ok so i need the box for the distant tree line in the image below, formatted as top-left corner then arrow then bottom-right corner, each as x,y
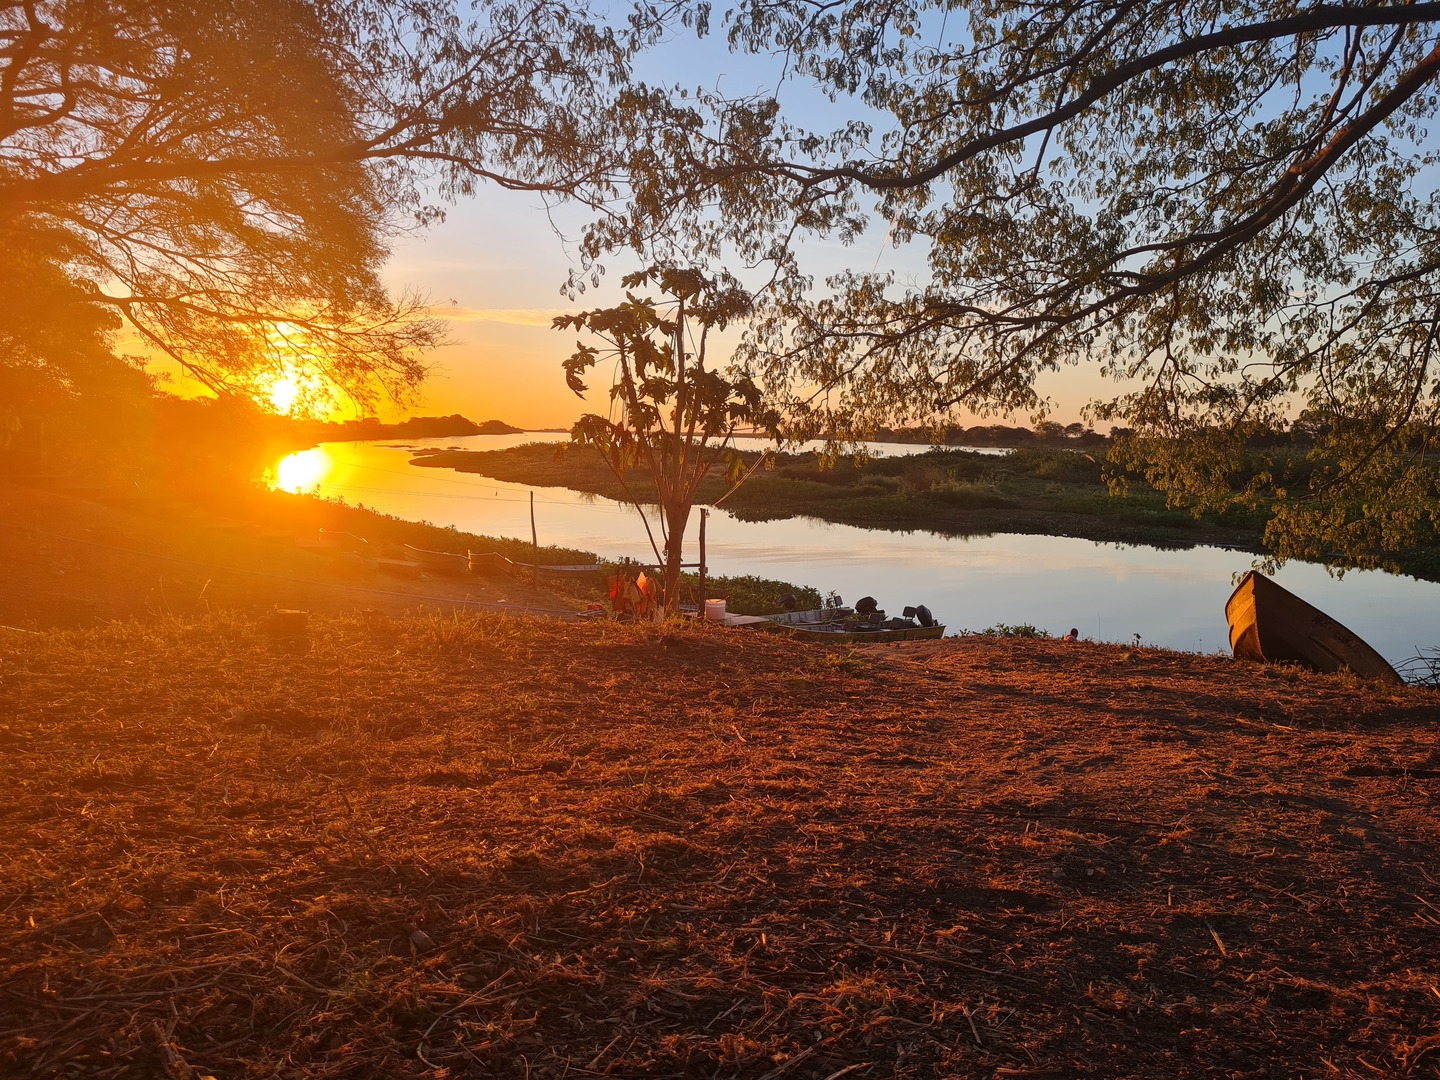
871,422 -> 1108,448
312,415 -> 522,440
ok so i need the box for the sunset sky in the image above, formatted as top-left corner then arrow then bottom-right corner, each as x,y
144,23 -> 1109,432
378,183 -> 1110,432
356,22 -> 1071,432
379,191 -> 901,430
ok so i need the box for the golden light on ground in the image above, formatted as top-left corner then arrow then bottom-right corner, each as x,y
273,448 -> 334,492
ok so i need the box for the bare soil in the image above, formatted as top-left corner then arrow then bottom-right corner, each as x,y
3,481 -> 1440,1079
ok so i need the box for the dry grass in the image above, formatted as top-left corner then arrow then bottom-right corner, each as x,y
0,482 -> 594,629
3,609 -> 1439,1079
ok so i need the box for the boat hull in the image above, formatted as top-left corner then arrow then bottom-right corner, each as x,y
765,607 -> 854,628
1225,570 -> 1401,684
533,562 -> 604,576
762,606 -> 944,643
467,551 -> 514,577
777,622 -> 947,643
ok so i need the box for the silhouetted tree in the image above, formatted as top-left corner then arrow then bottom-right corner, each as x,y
2,0 -> 635,428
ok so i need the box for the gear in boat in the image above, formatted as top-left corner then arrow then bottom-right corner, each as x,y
839,596 -> 937,632
766,597 -> 944,640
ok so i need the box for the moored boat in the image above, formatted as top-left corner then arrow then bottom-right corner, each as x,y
765,606 -> 854,628
457,552 -> 600,577
1225,570 -> 1402,684
779,620 -> 947,643
316,529 -> 369,551
533,562 -> 604,576
766,604 -> 944,643
467,551 -> 514,576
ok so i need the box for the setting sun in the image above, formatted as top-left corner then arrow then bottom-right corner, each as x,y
260,360 -> 332,416
266,372 -> 303,414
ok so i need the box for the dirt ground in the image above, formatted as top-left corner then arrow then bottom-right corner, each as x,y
3,480 -> 1440,1079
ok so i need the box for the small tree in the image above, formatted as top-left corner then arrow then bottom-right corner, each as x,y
556,268 -> 776,616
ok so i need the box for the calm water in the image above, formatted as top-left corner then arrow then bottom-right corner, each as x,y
267,435 -> 1439,668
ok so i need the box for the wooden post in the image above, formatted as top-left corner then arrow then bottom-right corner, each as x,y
530,490 -> 538,584
698,508 -> 708,617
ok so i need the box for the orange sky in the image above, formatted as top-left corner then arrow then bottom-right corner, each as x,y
374,28 -> 1119,434
142,36 -> 1109,433
131,20 -> 1115,433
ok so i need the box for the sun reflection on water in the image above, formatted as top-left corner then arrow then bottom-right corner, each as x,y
273,448 -> 334,492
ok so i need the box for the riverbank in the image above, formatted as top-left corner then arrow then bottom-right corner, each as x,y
0,478 -> 596,628
4,593 -> 1438,1078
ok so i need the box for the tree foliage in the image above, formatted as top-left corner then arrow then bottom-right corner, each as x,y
557,267 -> 775,614
629,0 -> 1440,569
1,0 -> 635,425
0,221 -> 154,467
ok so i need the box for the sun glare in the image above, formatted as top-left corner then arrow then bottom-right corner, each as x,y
262,364 -> 329,415
274,448 -> 334,492
259,332 -> 333,416
268,373 -> 304,414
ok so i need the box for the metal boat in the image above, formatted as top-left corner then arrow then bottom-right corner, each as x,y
403,543 -> 471,574
1225,570 -> 1402,684
766,605 -> 945,643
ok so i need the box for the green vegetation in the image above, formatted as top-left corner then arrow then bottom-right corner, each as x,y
258,486 -> 824,615
959,623 -> 1052,639
558,268 -> 773,615
681,574 -> 822,616
670,2 -> 1440,576
414,442 -> 1262,554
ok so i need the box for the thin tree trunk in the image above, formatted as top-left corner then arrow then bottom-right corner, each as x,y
662,497 -> 691,617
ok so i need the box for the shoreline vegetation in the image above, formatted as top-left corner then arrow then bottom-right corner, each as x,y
0,475 -> 819,629
413,441 -> 1268,555
301,413 -> 523,441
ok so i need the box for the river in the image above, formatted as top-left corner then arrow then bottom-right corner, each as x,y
267,434 -> 1438,671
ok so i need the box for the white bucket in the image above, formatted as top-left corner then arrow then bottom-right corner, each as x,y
704,598 -> 727,621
